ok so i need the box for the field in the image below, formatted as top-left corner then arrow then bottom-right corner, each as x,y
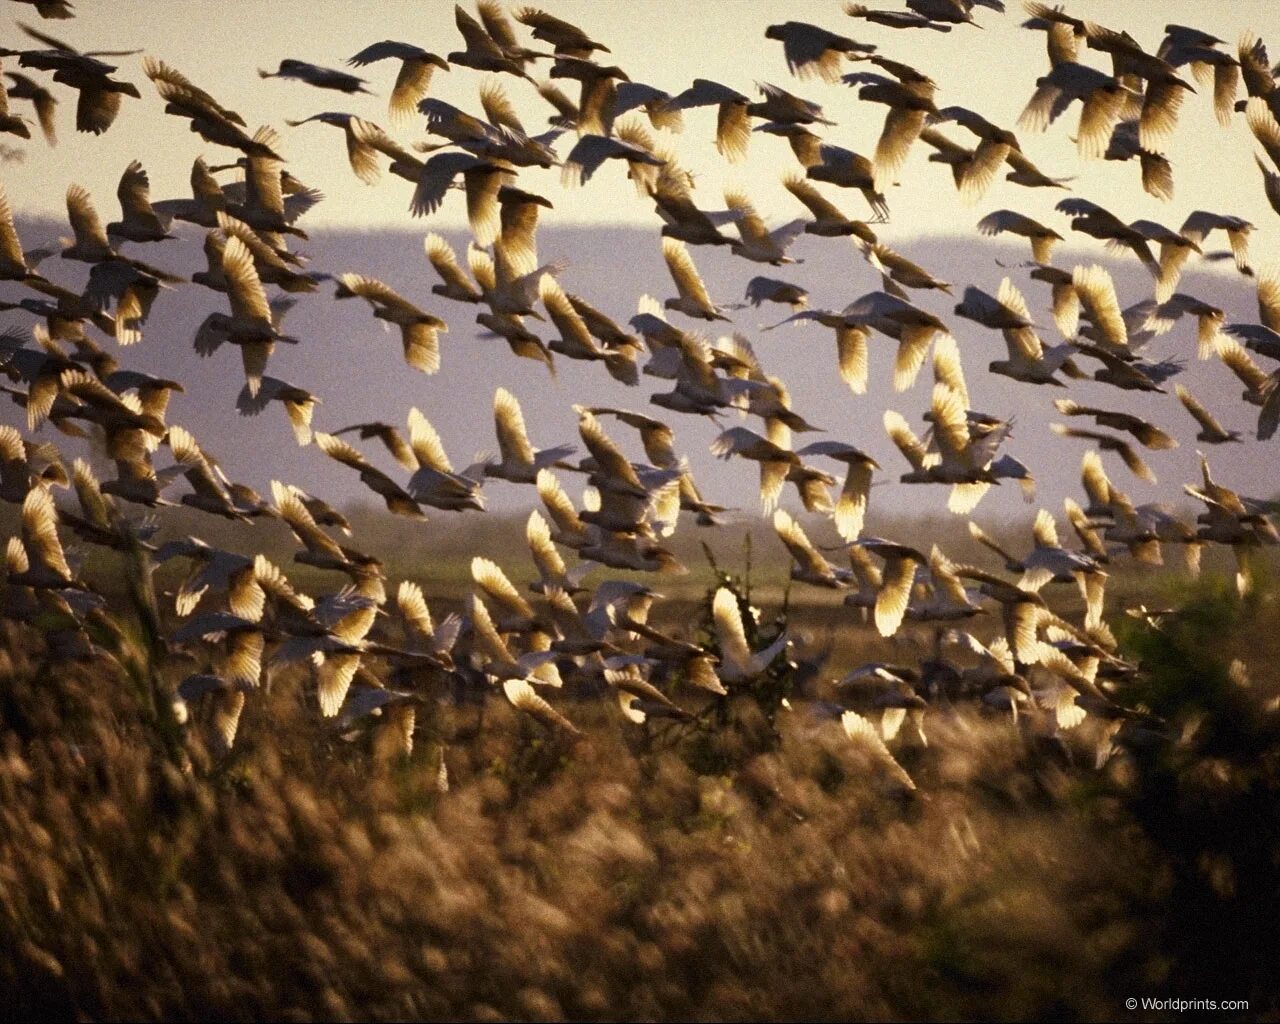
1,510 -> 1278,1020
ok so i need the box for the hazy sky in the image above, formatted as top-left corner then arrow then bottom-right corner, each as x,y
3,2 -> 1279,522
5,0 -> 1280,255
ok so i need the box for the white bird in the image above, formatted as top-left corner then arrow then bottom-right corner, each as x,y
405,407 -> 486,512
1174,384 -> 1243,444
258,59 -> 371,94
711,425 -> 800,512
334,273 -> 447,374
484,387 -> 575,484
194,234 -> 297,397
346,41 -> 450,123
850,537 -> 928,638
976,209 -> 1063,264
236,376 -> 318,446
764,21 -> 876,84
712,586 -> 788,683
1018,61 -> 1136,159
794,440 -> 879,540
661,237 -> 734,321
885,384 -> 1031,514
539,273 -> 637,385
724,189 -> 806,264
773,508 -> 850,588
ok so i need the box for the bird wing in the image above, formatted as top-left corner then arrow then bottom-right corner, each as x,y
270,480 -> 346,560
477,0 -> 526,54
407,406 -> 453,473
493,386 -> 535,465
724,188 -> 772,248
893,324 -> 938,392
396,579 -> 437,642
526,512 -> 571,588
841,710 -> 915,788
1246,96 -> 1280,168
836,323 -> 870,395
477,79 -> 524,135
0,182 -> 27,272
661,236 -> 715,308
168,424 -> 230,501
773,507 -> 830,577
454,4 -> 504,57
503,678 -> 579,734
221,235 -> 272,325
1076,85 -> 1128,159
314,430 -> 376,474
931,332 -> 969,410
931,382 -> 971,465
21,485 -> 71,580
874,552 -> 917,638
424,232 -> 480,299
387,55 -> 443,122
873,104 -> 927,190
1073,264 -> 1127,348
783,173 -> 846,223
471,555 -> 534,619
116,160 -> 159,223
539,273 -> 597,354
1259,375 -> 1280,440
883,409 -> 928,471
1175,383 -> 1224,435
536,468 -> 585,538
401,320 -> 443,375
338,271 -> 415,314
834,459 -> 873,541
66,183 -> 109,250
712,586 -> 753,673
577,408 -> 642,488
1216,336 -> 1269,391
716,101 -> 751,163
1257,263 -> 1280,332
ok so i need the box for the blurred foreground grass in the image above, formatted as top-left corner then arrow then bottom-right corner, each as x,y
1,505 -> 1279,1019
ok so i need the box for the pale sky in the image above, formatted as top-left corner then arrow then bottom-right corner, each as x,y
5,0 -> 1280,257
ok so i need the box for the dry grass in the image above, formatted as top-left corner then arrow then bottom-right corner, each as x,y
4,566 -> 1278,1021
1,503 -> 1278,1020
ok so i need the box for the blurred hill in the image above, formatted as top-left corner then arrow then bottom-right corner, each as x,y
1,223 -> 1267,534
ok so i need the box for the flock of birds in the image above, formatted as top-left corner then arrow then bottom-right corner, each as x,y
1,0 -> 1279,783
